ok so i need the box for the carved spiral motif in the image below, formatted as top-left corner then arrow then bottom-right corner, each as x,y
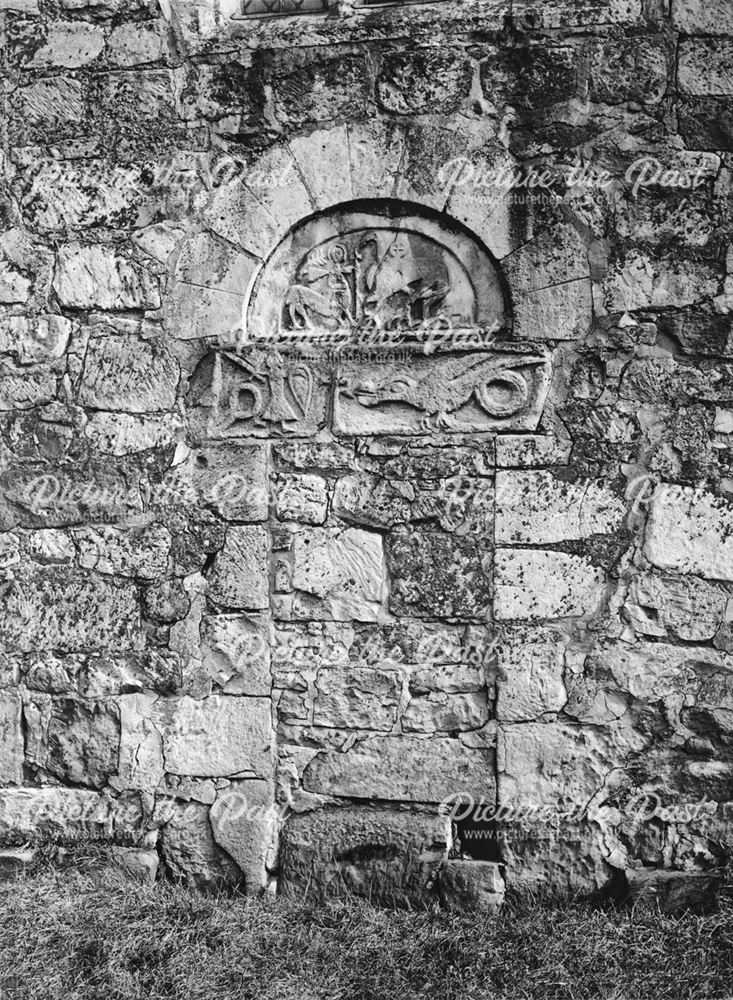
474,371 -> 528,418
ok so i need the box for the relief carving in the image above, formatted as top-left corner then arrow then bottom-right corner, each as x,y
244,206 -> 507,347
334,350 -> 552,435
188,350 -> 327,439
282,231 -> 456,335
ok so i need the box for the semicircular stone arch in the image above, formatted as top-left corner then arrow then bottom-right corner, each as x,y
171,121 -> 593,350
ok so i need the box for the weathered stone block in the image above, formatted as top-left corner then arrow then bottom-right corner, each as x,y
0,463 -> 142,531
402,691 -> 489,733
658,306 -> 733,358
620,357 -> 733,406
158,799 -> 243,891
20,21 -> 104,70
201,613 -> 270,696
27,697 -> 120,789
210,780 -> 276,894
0,567 -> 140,653
644,485 -> 733,581
182,443 -> 268,522
503,224 -> 589,293
85,412 -> 182,457
11,77 -> 84,132
388,531 -> 491,619
625,868 -> 722,914
499,820 -> 620,895
166,233 -> 255,342
588,34 -> 669,104
177,58 -> 263,122
409,660 -> 484,696
54,245 -> 160,311
107,20 -> 169,67
0,366 -> 55,410
679,39 -> 733,96
376,50 -> 471,114
624,573 -> 727,641
497,720 -> 647,811
603,250 -> 719,312
79,334 -> 178,412
111,846 -> 159,885
20,161 -> 151,234
494,550 -> 606,621
673,0 -> 733,34
495,435 -> 572,468
0,788 -> 146,846
495,472 -> 626,544
0,263 -> 31,305
272,51 -> 370,128
0,315 -> 71,365
679,97 -> 733,150
0,691 -> 23,785
291,527 -> 387,623
159,695 -> 272,779
513,278 -> 593,342
280,807 -> 451,905
117,693 -> 165,793
276,474 -> 328,525
438,859 -> 505,912
348,119 -> 406,201
480,45 -> 578,113
494,626 -> 568,722
74,524 -> 171,580
272,622 -> 353,686
303,736 -> 495,804
289,125 -> 352,209
205,146 -> 311,259
567,640 -> 728,726
332,474 -> 417,529
207,526 -> 269,610
313,666 -> 401,731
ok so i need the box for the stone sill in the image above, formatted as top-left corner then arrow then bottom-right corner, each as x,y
169,0 -> 644,54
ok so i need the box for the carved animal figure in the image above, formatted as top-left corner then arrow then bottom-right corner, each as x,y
283,283 -> 352,329
339,354 -> 546,429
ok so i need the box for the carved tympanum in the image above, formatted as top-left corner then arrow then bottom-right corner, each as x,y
283,230 -> 463,334
245,203 -> 508,346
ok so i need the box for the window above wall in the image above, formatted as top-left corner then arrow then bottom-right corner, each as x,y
234,0 -> 328,16
232,0 -> 446,16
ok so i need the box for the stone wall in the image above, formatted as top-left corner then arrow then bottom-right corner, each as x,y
1,0 -> 732,906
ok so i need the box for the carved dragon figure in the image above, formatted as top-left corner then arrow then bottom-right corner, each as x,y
338,354 -> 547,430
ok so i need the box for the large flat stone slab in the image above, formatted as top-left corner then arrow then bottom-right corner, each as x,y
158,695 -> 272,779
303,735 -> 495,804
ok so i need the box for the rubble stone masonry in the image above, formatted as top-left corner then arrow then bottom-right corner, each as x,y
0,0 -> 732,906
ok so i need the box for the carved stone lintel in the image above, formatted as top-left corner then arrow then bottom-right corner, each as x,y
187,350 -> 328,439
333,348 -> 552,435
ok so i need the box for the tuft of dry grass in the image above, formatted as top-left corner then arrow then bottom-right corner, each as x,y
1,865 -> 732,1000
